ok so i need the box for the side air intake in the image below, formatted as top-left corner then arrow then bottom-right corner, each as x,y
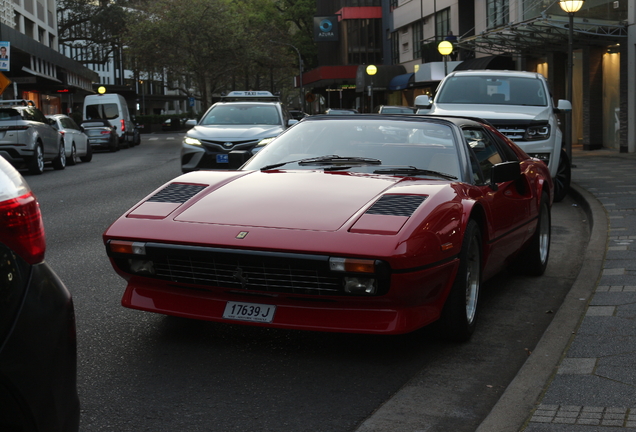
366,195 -> 426,217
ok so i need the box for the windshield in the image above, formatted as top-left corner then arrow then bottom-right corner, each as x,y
437,76 -> 548,106
200,104 -> 281,126
243,118 -> 461,179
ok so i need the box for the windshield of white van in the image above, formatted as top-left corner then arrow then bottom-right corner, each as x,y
85,103 -> 119,120
437,76 -> 548,107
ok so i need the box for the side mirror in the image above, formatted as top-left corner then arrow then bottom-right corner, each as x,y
287,119 -> 298,127
555,99 -> 572,113
414,95 -> 432,108
228,150 -> 252,169
491,161 -> 521,188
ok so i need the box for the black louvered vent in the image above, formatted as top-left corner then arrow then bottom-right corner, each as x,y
147,184 -> 206,204
366,195 -> 426,217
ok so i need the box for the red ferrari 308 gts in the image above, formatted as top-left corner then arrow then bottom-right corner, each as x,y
104,114 -> 553,341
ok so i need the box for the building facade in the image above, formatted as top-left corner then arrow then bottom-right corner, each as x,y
0,0 -> 96,115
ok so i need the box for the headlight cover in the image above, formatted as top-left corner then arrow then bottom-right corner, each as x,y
184,136 -> 202,146
524,124 -> 550,140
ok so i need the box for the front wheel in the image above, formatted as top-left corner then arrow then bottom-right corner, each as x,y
437,220 -> 482,342
67,143 -> 77,166
517,193 -> 551,276
52,141 -> 66,170
553,149 -> 570,202
28,143 -> 44,175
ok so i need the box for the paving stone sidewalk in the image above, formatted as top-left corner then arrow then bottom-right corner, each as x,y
523,147 -> 636,431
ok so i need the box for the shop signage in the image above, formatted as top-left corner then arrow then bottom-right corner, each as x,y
314,16 -> 339,42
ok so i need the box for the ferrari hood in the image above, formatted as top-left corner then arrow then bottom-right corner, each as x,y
167,171 -> 430,231
187,124 -> 283,141
430,103 -> 552,122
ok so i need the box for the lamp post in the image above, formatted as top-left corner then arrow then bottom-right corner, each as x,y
270,40 -> 304,113
438,41 -> 453,76
559,0 -> 584,162
366,65 -> 377,112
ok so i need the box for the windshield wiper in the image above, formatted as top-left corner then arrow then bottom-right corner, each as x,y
261,155 -> 381,171
373,166 -> 458,180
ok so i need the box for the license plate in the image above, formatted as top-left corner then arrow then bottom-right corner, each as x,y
216,154 -> 229,163
223,301 -> 276,323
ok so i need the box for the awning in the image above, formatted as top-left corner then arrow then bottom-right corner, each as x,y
456,15 -> 626,57
388,73 -> 414,91
454,55 -> 515,71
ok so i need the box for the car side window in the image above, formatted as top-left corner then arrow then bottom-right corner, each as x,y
463,128 -> 503,185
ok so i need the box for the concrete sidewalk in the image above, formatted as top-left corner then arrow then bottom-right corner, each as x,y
478,146 -> 636,431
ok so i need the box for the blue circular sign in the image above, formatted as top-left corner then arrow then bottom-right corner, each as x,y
319,19 -> 333,33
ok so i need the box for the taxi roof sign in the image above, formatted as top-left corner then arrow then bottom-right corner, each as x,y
220,91 -> 279,102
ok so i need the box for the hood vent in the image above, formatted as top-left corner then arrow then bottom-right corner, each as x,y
147,183 -> 206,204
366,195 -> 426,217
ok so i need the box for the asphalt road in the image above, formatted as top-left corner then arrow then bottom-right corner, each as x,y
23,133 -> 590,432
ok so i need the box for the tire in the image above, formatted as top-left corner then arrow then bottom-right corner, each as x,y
52,141 -> 66,170
437,220 -> 482,342
67,143 -> 77,166
517,193 -> 551,276
553,149 -> 570,203
133,129 -> 140,146
28,143 -> 44,175
109,134 -> 118,152
80,142 -> 93,162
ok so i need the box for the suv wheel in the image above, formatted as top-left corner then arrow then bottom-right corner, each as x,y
28,143 -> 44,175
52,141 -> 66,170
553,149 -> 571,202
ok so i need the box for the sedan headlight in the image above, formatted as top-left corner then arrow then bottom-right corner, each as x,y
524,124 -> 550,140
253,136 -> 276,151
184,136 -> 202,146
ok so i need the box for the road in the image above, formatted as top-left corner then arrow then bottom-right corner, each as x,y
24,132 -> 590,432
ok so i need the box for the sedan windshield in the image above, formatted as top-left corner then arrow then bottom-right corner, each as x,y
243,118 -> 461,179
200,104 -> 281,126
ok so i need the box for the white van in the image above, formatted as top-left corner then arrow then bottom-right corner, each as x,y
83,93 -> 140,147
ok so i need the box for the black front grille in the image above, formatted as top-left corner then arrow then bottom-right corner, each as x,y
144,244 -> 343,295
366,195 -> 426,217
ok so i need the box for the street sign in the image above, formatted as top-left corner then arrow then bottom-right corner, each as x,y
0,72 -> 12,96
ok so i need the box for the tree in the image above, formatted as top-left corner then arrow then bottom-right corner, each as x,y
125,0 -> 244,108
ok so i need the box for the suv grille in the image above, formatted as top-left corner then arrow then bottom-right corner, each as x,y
496,126 -> 526,141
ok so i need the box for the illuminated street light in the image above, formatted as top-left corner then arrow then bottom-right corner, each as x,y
559,0 -> 584,162
366,65 -> 377,113
438,41 -> 453,76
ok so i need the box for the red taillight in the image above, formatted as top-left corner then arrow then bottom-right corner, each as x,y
120,119 -> 125,132
101,130 -> 111,135
0,192 -> 46,264
59,130 -> 66,136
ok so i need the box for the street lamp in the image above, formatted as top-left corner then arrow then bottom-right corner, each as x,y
559,0 -> 584,162
438,41 -> 453,76
270,40 -> 304,113
366,65 -> 377,113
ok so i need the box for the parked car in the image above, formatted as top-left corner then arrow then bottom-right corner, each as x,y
0,100 -> 66,174
104,114 -> 553,342
81,119 -> 119,152
0,156 -> 80,431
83,93 -> 140,147
47,114 -> 92,165
181,91 -> 297,172
161,117 -> 185,131
415,70 -> 572,201
377,105 -> 416,114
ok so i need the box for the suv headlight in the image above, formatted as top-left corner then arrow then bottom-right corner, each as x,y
184,136 -> 202,146
524,124 -> 550,140
252,137 -> 276,153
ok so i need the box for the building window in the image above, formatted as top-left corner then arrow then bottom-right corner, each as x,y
436,8 -> 450,40
391,31 -> 399,65
346,18 -> 382,65
487,0 -> 508,28
413,20 -> 423,60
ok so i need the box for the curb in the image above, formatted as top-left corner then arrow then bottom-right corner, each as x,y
474,183 -> 609,432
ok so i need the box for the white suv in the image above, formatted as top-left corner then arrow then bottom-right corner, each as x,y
415,70 -> 572,201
